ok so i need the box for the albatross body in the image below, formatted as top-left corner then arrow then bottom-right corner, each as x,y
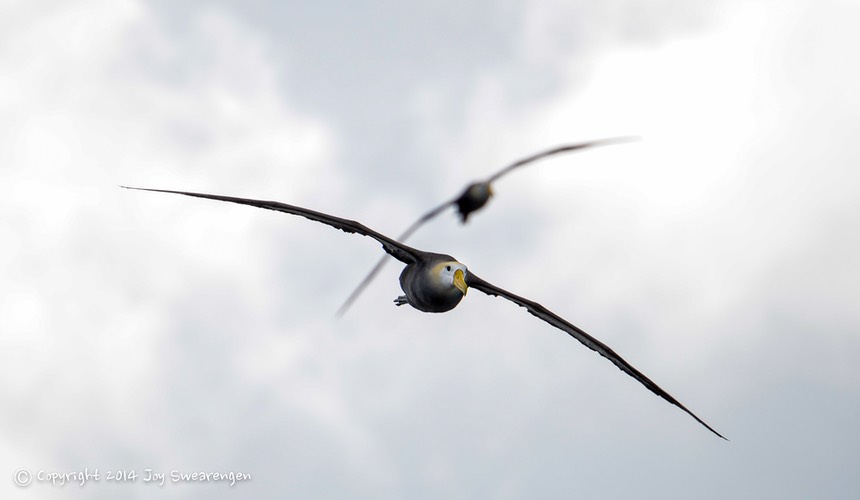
338,136 -> 637,315
454,182 -> 493,223
122,186 -> 725,440
395,257 -> 468,312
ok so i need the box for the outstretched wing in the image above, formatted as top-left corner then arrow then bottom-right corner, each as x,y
486,136 -> 638,184
466,271 -> 726,440
336,197 -> 457,317
121,186 -> 422,265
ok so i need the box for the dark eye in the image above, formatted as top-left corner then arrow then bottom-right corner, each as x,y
446,265 -> 451,271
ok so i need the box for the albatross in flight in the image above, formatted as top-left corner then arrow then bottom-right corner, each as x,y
122,185 -> 726,440
337,136 -> 637,316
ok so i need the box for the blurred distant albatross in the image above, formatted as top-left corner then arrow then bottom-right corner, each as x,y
122,185 -> 725,440
337,136 -> 637,316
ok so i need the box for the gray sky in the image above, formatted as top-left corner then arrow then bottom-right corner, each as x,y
2,0 -> 859,498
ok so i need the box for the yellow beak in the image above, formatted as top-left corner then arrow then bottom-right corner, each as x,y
453,269 -> 468,295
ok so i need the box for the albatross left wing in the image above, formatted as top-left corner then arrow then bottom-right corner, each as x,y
465,271 -> 727,440
120,186 -> 422,265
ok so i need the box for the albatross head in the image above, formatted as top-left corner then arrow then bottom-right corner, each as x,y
434,261 -> 469,296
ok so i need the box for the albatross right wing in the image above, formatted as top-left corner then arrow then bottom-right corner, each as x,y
466,271 -> 727,440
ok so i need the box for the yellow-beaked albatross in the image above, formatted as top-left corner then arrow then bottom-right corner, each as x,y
122,185 -> 726,440
338,136 -> 637,316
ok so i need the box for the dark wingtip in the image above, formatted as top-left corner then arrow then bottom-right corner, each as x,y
708,427 -> 729,441
334,302 -> 349,319
682,406 -> 728,441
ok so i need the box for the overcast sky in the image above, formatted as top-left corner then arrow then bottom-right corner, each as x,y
2,0 -> 859,498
